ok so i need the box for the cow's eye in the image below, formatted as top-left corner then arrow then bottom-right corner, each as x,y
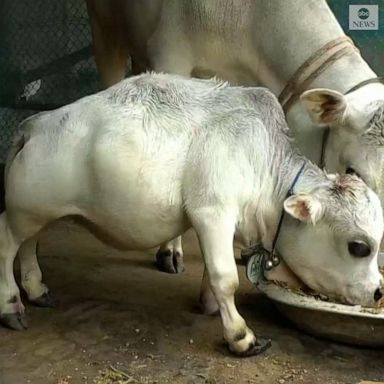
348,241 -> 371,258
346,167 -> 360,178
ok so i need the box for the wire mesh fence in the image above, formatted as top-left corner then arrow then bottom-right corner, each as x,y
0,1 -> 382,163
0,0 -> 99,162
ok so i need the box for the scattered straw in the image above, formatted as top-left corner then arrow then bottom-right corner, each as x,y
93,366 -> 136,384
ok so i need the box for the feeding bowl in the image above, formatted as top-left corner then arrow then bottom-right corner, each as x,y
247,252 -> 384,347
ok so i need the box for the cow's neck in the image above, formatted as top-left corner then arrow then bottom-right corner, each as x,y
248,157 -> 322,252
261,163 -> 325,253
252,1 -> 372,92
250,0 -> 383,163
284,52 -> 382,163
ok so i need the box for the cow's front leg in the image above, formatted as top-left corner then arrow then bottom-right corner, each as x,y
19,238 -> 54,307
156,236 -> 184,274
0,213 -> 26,330
192,210 -> 271,356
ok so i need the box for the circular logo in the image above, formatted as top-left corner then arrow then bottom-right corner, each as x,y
358,8 -> 370,19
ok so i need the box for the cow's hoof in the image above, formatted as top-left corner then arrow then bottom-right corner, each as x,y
156,249 -> 185,274
0,312 -> 28,330
31,292 -> 55,308
229,334 -> 271,357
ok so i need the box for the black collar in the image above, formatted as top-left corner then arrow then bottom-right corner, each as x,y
262,162 -> 306,271
248,77 -> 384,272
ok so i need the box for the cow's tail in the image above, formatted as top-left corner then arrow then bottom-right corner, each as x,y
5,131 -> 27,183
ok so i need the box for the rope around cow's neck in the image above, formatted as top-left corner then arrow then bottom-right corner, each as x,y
250,73 -> 382,273
278,36 -> 358,114
319,77 -> 384,169
248,37 -> 383,272
277,35 -> 383,170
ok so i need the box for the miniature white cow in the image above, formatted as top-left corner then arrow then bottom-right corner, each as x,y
2,74 -> 383,356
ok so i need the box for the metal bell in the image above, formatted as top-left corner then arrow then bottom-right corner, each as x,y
264,259 -> 274,270
272,255 -> 280,266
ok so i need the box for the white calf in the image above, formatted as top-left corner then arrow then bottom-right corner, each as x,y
1,74 -> 383,356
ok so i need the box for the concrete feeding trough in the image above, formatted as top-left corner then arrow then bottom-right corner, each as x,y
247,252 -> 384,347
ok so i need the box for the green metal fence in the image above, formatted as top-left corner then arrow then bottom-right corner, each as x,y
0,0 -> 382,163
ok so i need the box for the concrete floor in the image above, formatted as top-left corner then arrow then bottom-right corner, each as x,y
0,219 -> 383,384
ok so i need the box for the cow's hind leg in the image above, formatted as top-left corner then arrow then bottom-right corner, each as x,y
19,237 -> 54,307
199,267 -> 219,315
191,209 -> 271,356
0,212 -> 27,330
156,236 -> 184,274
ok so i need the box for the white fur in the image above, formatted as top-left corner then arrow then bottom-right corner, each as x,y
2,74 -> 383,352
86,0 -> 384,203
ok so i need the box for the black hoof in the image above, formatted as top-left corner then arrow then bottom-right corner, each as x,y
0,312 -> 28,330
31,292 -> 56,308
231,337 -> 272,357
156,249 -> 185,274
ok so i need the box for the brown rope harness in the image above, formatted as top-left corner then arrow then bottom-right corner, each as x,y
280,35 -> 384,168
278,36 -> 359,113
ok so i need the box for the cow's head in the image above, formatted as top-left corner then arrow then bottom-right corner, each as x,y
278,173 -> 384,306
300,87 -> 384,206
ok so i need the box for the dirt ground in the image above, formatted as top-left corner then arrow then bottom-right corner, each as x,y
0,219 -> 383,384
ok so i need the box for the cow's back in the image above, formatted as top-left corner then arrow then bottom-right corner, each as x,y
5,74 -> 235,248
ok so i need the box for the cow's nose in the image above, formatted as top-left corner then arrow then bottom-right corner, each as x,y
374,287 -> 383,302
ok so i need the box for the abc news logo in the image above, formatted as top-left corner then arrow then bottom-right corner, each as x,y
358,8 -> 370,19
349,5 -> 379,30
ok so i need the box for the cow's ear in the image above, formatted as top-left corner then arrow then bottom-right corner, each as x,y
284,193 -> 323,224
300,89 -> 347,125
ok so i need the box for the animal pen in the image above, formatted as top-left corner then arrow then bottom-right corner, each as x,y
0,1 -> 384,384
